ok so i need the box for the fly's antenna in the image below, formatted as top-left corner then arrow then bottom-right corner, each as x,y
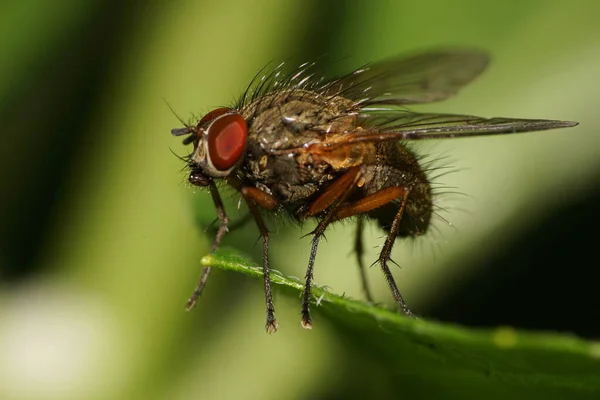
164,98 -> 197,145
163,97 -> 190,128
171,127 -> 191,136
171,127 -> 197,146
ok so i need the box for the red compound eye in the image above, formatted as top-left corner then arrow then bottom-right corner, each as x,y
198,107 -> 231,127
207,113 -> 248,171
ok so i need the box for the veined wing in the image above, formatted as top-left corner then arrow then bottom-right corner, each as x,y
312,112 -> 577,149
319,48 -> 489,106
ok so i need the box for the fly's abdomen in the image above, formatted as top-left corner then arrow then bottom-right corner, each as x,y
362,143 -> 433,237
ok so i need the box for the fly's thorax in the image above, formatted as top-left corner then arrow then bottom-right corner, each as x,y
242,89 -> 358,153
244,144 -> 302,185
302,141 -> 377,172
238,88 -> 359,204
242,142 -> 336,206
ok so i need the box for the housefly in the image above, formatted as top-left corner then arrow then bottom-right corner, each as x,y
171,48 -> 578,333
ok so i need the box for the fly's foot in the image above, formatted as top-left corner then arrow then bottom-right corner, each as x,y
266,318 -> 279,334
301,313 -> 313,330
185,299 -> 197,311
378,256 -> 417,319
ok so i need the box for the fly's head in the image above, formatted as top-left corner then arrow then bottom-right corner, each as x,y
172,107 -> 248,187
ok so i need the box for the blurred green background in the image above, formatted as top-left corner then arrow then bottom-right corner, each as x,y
1,0 -> 599,399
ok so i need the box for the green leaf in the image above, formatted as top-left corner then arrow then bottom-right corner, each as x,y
203,250 -> 600,399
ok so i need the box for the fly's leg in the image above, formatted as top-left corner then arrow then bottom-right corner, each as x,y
304,167 -> 361,216
203,188 -> 272,239
377,190 -> 414,317
186,182 -> 228,310
354,218 -> 374,302
332,186 -> 414,317
301,167 -> 363,329
333,186 -> 407,221
301,220 -> 330,329
241,186 -> 278,210
205,212 -> 253,235
240,185 -> 279,333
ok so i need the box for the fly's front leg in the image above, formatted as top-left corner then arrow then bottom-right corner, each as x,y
186,182 -> 229,310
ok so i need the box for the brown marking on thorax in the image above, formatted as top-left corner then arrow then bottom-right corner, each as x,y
298,142 -> 378,172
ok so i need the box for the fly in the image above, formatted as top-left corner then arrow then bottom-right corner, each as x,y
171,48 -> 578,333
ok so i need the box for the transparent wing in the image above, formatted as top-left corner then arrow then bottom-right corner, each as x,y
315,112 -> 577,148
319,48 -> 490,106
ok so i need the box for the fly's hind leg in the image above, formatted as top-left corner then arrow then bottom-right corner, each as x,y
333,185 -> 415,317
376,191 -> 415,317
354,218 -> 374,302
